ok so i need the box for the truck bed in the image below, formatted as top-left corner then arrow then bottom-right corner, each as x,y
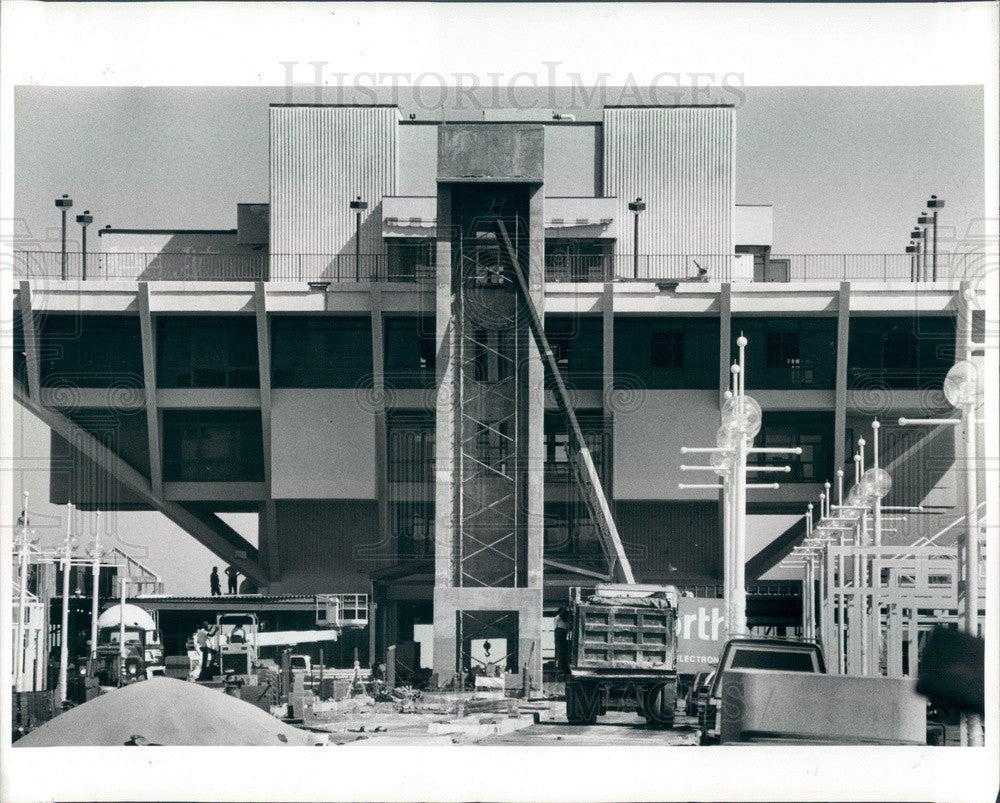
573,602 -> 677,671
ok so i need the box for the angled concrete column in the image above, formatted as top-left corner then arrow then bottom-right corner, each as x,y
138,283 -> 164,499
833,282 -> 851,472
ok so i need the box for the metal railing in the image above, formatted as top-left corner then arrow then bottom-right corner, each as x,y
13,250 -> 983,283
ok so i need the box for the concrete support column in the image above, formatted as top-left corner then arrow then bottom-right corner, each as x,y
833,282 -> 851,472
371,284 -> 389,568
432,184 -> 458,678
18,281 -> 42,401
602,282 -> 615,497
138,283 -> 164,500
525,185 -> 545,597
254,283 -> 279,586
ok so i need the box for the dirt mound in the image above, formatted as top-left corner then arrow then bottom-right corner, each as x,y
16,677 -> 319,747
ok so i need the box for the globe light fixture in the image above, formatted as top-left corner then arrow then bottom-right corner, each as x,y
943,360 -> 980,407
859,467 -> 892,502
721,394 -> 762,437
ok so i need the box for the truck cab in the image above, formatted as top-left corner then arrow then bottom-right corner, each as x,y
697,637 -> 826,744
92,603 -> 164,686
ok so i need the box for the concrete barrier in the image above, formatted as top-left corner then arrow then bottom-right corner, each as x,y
719,670 -> 926,745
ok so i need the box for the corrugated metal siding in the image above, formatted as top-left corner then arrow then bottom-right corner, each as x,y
614,501 -> 721,581
270,106 -> 399,259
603,107 -> 734,267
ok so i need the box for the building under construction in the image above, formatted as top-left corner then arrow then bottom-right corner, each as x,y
13,103 -> 984,683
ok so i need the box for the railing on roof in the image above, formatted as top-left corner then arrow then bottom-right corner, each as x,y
107,547 -> 164,596
12,250 -> 983,283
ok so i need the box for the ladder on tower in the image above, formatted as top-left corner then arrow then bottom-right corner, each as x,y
491,219 -> 635,584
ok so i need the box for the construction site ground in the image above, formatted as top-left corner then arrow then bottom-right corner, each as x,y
300,691 -> 701,746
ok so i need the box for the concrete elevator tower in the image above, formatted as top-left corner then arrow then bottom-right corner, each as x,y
432,124 -> 546,682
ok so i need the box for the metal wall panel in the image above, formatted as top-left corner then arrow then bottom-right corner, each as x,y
603,107 -> 734,270
270,106 -> 400,260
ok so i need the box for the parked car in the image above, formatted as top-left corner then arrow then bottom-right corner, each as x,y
697,638 -> 825,744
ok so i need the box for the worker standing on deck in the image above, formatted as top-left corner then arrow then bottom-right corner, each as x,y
554,607 -> 571,676
225,565 -> 239,594
209,567 -> 221,596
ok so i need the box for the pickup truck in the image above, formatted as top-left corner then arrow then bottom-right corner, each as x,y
565,584 -> 679,728
697,638 -> 826,744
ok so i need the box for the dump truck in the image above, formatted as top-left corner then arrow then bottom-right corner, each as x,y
565,584 -> 680,728
91,603 -> 164,686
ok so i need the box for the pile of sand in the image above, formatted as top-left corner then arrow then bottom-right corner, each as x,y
16,677 -> 321,747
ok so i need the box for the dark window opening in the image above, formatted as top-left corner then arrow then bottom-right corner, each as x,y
38,314 -> 143,388
157,316 -> 259,388
544,316 -> 602,389
848,316 -> 955,390
733,317 -> 836,390
545,411 -> 606,482
650,331 -> 684,369
387,413 -> 435,484
749,411 -> 834,483
162,410 -> 264,482
272,316 -> 373,388
385,316 -> 436,388
387,240 -> 435,281
392,502 -> 433,559
615,317 -> 718,389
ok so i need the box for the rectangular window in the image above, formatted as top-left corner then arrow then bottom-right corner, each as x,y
157,316 -> 259,388
544,316 -> 602,389
162,410 -> 264,482
650,331 -> 684,369
392,502 -> 434,558
749,412 -> 834,483
387,414 -> 435,483
39,314 -> 144,388
733,317 -> 836,390
614,317 -> 718,389
272,316 -> 373,388
384,316 -> 435,388
544,412 -> 605,482
848,316 -> 955,390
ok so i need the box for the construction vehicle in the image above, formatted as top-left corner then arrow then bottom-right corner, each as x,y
207,612 -> 343,684
564,584 -> 680,727
90,603 -> 164,686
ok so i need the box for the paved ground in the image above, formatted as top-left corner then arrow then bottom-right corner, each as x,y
306,698 -> 701,746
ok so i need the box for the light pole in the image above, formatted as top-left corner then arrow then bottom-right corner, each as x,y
14,491 -> 33,691
76,210 -> 93,280
57,502 -> 79,703
679,335 -> 798,637
909,228 -> 923,281
55,195 -> 73,280
917,212 -> 933,282
906,242 -> 919,282
350,196 -> 368,281
927,195 -> 944,280
87,511 -> 105,671
628,197 -> 646,279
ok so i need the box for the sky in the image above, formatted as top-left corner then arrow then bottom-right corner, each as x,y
10,84 -> 987,594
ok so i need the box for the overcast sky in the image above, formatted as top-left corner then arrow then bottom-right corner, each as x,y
11,84 -> 986,594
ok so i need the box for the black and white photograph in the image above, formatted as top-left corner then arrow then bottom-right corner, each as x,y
1,2 -> 997,801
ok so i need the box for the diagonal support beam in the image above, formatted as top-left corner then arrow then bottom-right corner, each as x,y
14,380 -> 265,583
543,558 -> 612,582
493,220 -> 635,584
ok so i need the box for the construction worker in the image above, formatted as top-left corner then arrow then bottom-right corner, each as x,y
554,608 -> 571,675
209,567 -> 221,596
225,565 -> 239,594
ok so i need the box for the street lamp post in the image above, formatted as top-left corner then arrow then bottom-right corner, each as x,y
350,196 -> 368,281
55,195 -> 73,280
909,228 -> 923,281
917,212 -> 933,282
906,242 -> 919,282
88,511 -> 104,671
57,502 -> 78,703
627,197 -> 646,279
927,195 -> 944,280
76,210 -> 93,280
14,491 -> 32,691
680,335 -> 798,637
